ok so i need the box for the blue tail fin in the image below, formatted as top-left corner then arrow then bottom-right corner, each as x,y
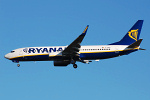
110,20 -> 144,45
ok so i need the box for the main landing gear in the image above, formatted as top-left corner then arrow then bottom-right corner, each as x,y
71,59 -> 77,69
73,64 -> 77,69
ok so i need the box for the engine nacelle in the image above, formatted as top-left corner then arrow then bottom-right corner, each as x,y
54,61 -> 70,66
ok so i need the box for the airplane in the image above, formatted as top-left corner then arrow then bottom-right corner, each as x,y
5,20 -> 145,68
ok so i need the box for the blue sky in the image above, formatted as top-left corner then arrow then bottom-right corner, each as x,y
0,0 -> 150,100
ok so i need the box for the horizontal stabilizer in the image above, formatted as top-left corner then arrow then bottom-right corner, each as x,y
139,48 -> 146,50
127,39 -> 143,48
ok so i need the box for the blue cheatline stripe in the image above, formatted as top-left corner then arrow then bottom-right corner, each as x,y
80,49 -> 138,60
11,54 -> 49,61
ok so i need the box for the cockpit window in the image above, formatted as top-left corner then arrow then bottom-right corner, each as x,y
11,51 -> 15,53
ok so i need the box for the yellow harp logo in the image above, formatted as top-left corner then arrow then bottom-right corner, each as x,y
128,29 -> 138,41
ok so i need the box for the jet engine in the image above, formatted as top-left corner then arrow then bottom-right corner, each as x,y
54,61 -> 70,66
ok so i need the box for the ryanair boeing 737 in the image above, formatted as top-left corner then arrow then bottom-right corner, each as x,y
5,20 -> 145,68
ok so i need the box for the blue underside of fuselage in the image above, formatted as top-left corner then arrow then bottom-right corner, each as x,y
11,50 -> 138,62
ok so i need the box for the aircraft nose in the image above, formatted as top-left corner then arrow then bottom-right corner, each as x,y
4,53 -> 10,59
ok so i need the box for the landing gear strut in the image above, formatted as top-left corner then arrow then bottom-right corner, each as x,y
17,64 -> 20,67
71,59 -> 77,69
73,64 -> 77,69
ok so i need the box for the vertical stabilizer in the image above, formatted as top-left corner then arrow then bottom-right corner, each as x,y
110,20 -> 144,45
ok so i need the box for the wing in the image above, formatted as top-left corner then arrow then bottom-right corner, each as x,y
62,25 -> 89,57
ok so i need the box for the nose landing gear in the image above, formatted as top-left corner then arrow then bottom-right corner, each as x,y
12,60 -> 20,67
17,64 -> 20,67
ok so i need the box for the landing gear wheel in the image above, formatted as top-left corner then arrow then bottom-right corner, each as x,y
17,64 -> 20,67
73,64 -> 77,69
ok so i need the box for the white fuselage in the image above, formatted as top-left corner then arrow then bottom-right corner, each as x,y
5,45 -> 133,61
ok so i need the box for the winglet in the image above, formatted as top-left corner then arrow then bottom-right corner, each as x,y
81,25 -> 89,36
